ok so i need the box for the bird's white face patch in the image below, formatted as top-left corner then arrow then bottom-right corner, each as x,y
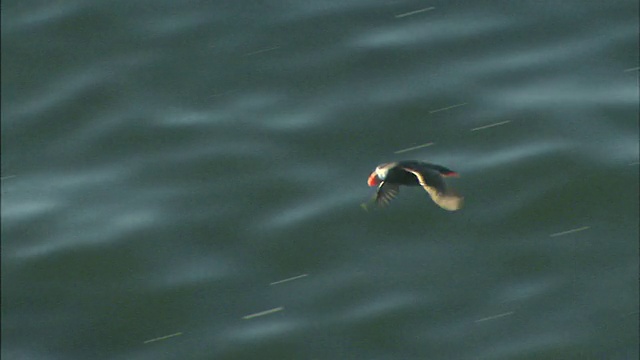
375,166 -> 388,180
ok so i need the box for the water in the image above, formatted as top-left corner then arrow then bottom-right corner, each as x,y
2,1 -> 638,359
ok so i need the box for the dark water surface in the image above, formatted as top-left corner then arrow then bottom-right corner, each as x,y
2,1 -> 639,359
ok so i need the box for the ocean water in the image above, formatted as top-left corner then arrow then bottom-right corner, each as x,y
2,1 -> 638,359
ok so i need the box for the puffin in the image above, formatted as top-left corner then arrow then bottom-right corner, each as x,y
366,160 -> 463,211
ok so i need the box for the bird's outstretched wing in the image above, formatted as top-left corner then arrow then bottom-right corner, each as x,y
401,167 -> 463,211
375,181 -> 400,207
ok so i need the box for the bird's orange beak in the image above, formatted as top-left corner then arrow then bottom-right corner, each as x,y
367,172 -> 380,187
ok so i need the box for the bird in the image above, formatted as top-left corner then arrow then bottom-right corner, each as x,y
366,160 -> 463,211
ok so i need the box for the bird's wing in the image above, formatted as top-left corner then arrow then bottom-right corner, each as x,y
401,167 -> 463,211
375,181 -> 400,207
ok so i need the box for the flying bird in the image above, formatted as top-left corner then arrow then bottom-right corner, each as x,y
366,160 -> 463,211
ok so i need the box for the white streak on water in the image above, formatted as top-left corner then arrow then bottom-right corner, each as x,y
550,226 -> 590,237
470,120 -> 511,132
270,274 -> 309,285
395,7 -> 435,18
244,46 -> 281,56
428,103 -> 467,114
475,311 -> 515,323
143,332 -> 183,344
394,142 -> 434,154
242,307 -> 284,320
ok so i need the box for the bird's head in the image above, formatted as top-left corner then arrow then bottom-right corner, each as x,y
367,163 -> 393,187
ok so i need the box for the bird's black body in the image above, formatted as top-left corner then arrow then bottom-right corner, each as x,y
383,160 -> 456,186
